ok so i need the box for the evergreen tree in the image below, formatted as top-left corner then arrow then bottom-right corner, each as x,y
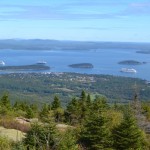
51,96 -> 61,110
65,98 -> 80,125
57,129 -> 78,150
112,112 -> 146,150
24,122 -> 57,149
80,90 -> 86,101
39,104 -> 50,121
86,94 -> 91,105
80,112 -> 112,150
0,94 -> 11,109
92,96 -> 108,112
26,106 -> 35,119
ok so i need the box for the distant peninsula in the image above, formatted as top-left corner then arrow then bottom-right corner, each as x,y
69,63 -> 94,69
118,60 -> 146,65
0,64 -> 50,71
0,39 -> 150,51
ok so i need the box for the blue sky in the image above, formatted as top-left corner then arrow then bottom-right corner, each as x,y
0,0 -> 150,42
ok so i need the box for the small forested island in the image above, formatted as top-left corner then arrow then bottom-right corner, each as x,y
69,63 -> 94,68
136,50 -> 150,54
0,64 -> 50,71
118,60 -> 146,65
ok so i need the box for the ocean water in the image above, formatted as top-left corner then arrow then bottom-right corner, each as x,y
0,49 -> 150,80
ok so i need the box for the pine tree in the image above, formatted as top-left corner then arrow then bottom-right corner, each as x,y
80,90 -> 86,101
65,98 -> 80,125
80,113 -> 112,150
51,96 -> 61,110
26,106 -> 34,119
57,129 -> 78,150
112,112 -> 146,150
39,104 -> 50,121
86,94 -> 91,105
24,122 -> 57,149
0,94 -> 11,109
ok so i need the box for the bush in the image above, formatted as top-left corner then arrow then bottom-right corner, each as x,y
0,136 -> 12,150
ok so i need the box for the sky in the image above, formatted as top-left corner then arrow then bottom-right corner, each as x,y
0,0 -> 150,42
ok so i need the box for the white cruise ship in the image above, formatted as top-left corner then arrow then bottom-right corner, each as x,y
37,61 -> 47,65
0,61 -> 5,66
120,68 -> 137,73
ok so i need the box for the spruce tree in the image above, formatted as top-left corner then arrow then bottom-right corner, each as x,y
57,129 -> 78,150
0,94 -> 11,109
80,113 -> 112,149
24,122 -> 57,149
51,96 -> 61,110
65,98 -> 80,125
39,104 -> 50,121
80,90 -> 86,101
112,112 -> 146,150
86,94 -> 91,105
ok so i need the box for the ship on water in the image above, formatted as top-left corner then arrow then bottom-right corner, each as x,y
120,68 -> 137,73
37,61 -> 47,65
0,61 -> 5,66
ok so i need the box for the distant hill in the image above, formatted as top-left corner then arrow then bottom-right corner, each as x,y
0,39 -> 150,51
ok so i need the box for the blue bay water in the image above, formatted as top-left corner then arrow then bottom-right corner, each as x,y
0,49 -> 150,80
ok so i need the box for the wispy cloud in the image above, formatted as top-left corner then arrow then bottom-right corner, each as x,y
120,2 -> 150,16
0,3 -> 118,21
0,1 -> 149,21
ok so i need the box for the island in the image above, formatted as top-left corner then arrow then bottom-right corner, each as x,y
0,64 -> 50,71
118,60 -> 146,65
136,50 -> 150,54
69,63 -> 94,68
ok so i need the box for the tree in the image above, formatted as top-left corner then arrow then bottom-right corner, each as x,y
26,106 -> 35,119
51,96 -> 61,110
86,94 -> 91,105
80,90 -> 86,101
0,94 -> 11,109
24,122 -> 57,150
57,129 -> 78,150
80,113 -> 112,149
39,104 -> 50,122
65,98 -> 80,125
53,107 -> 64,122
112,112 -> 146,150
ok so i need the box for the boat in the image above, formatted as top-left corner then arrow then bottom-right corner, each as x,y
120,68 -> 137,73
36,61 -> 47,65
0,61 -> 5,66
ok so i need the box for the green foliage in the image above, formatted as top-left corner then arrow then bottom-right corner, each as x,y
0,94 -> 14,116
24,122 -> 57,149
142,102 -> 150,121
80,90 -> 86,101
112,112 -> 146,150
79,96 -> 112,150
0,73 -> 149,105
53,107 -> 64,122
25,106 -> 35,119
39,104 -> 50,121
0,136 -> 12,150
86,94 -> 91,105
57,129 -> 78,150
0,90 -> 150,150
80,113 -> 112,150
12,142 -> 26,150
51,96 -> 61,110
0,94 -> 11,108
65,98 -> 80,125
